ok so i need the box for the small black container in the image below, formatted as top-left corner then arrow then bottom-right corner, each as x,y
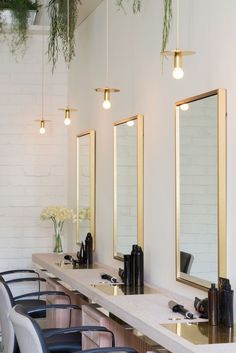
124,254 -> 133,287
208,283 -> 218,326
85,233 -> 93,265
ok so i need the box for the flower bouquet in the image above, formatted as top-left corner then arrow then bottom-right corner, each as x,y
41,206 -> 76,253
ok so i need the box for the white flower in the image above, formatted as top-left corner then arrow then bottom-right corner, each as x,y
40,206 -> 76,235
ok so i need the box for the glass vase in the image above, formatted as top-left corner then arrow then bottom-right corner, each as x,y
54,233 -> 63,253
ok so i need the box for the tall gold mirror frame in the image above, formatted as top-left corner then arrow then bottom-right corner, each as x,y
175,89 -> 227,290
113,115 -> 144,260
76,131 -> 96,249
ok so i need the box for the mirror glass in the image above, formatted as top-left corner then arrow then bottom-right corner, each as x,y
113,115 -> 144,260
76,131 -> 95,247
176,89 -> 226,289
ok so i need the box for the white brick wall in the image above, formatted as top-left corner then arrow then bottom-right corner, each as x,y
179,96 -> 218,283
0,33 -> 68,271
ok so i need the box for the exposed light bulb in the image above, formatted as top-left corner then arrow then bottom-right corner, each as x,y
102,99 -> 111,110
40,127 -> 46,134
180,103 -> 189,111
64,117 -> 71,125
39,120 -> 46,134
127,120 -> 135,127
95,87 -> 119,109
173,51 -> 184,79
173,67 -> 184,79
102,88 -> 111,110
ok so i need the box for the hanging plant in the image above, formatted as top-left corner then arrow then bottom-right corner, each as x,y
116,0 -> 141,14
0,0 -> 41,54
161,0 -> 172,52
47,0 -> 81,72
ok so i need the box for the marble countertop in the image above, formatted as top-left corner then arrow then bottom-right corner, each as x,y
32,253 -> 236,353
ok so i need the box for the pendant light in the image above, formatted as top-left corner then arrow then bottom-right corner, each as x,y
95,0 -> 120,109
161,0 -> 195,79
35,0 -> 50,134
59,0 -> 77,125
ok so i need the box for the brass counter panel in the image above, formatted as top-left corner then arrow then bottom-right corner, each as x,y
91,283 -> 158,296
55,262 -> 99,269
162,322 -> 235,345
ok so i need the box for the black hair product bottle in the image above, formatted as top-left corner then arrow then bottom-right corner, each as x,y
208,283 -> 218,326
131,244 -> 138,286
85,233 -> 93,266
124,254 -> 133,287
135,246 -> 144,287
219,277 -> 234,327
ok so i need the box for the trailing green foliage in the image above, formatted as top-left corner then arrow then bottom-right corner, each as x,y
116,0 -> 141,14
0,0 -> 40,54
0,0 -> 39,10
48,0 -> 80,72
161,0 -> 172,52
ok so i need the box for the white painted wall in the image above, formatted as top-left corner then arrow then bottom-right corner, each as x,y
0,33 -> 69,271
67,0 -> 236,304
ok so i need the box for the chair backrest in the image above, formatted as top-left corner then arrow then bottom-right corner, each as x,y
0,281 -> 17,353
10,305 -> 49,353
180,251 -> 194,274
10,305 -> 138,353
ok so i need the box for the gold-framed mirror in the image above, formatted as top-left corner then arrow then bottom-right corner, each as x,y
175,89 -> 227,289
113,115 -> 144,260
76,131 -> 95,248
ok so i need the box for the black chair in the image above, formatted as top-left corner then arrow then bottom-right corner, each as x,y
180,251 -> 194,274
10,304 -> 137,353
0,281 -> 116,353
0,270 -> 69,318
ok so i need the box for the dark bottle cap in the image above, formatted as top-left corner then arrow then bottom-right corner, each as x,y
137,246 -> 143,253
219,277 -> 230,290
86,232 -> 92,240
131,244 -> 138,252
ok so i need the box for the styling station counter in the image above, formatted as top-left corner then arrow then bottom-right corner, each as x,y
32,253 -> 236,353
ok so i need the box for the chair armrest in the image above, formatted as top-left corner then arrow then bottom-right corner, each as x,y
27,303 -> 81,315
14,290 -> 70,300
43,326 -> 115,347
82,348 -> 137,353
0,269 -> 39,277
5,277 -> 46,284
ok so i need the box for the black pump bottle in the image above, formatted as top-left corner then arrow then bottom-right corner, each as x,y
208,283 -> 218,326
85,233 -> 93,265
219,277 -> 234,327
135,246 -> 144,287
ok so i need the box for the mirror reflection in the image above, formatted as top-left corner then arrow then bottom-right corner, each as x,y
176,89 -> 226,289
76,131 -> 95,247
113,115 -> 144,260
